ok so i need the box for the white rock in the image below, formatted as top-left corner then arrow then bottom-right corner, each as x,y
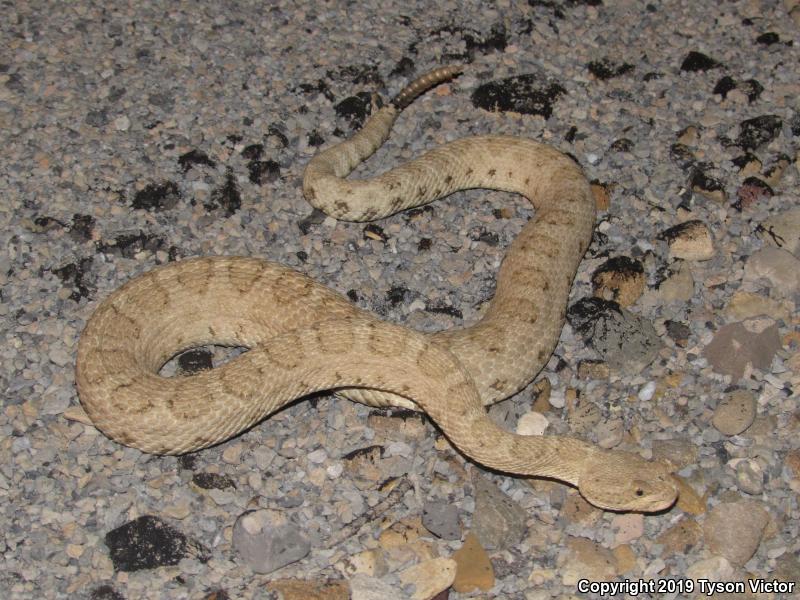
113,115 -> 130,131
386,441 -> 413,458
409,299 -> 426,312
637,381 -> 657,401
307,448 -> 328,464
548,386 -> 566,408
516,412 -> 549,436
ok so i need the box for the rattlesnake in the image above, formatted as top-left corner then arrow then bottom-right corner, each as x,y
76,66 -> 677,512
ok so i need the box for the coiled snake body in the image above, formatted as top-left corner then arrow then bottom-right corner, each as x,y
76,66 -> 677,512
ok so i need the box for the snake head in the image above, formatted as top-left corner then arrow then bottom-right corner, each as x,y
577,451 -> 678,512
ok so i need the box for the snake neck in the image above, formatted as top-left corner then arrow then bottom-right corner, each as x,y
462,420 -> 596,486
442,414 -> 677,512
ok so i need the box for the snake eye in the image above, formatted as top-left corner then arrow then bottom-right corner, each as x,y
635,489 -> 644,497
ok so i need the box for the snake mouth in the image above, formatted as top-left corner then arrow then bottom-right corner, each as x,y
580,486 -> 678,513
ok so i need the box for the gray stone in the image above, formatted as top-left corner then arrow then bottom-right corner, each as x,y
595,418 -> 624,449
488,398 -> 524,430
735,460 -> 764,495
232,509 -> 310,574
567,298 -> 663,375
704,320 -> 781,380
421,500 -> 461,541
743,246 -> 800,296
349,574 -> 405,600
472,473 -> 527,550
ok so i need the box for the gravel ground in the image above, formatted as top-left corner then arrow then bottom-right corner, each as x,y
2,1 -> 799,599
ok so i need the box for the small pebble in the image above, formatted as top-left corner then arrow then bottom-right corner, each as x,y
637,381 -> 657,401
560,537 -> 618,586
654,261 -> 695,303
349,574 -> 405,600
105,515 -> 209,572
744,247 -> 800,296
516,412 -> 549,436
594,418 -> 624,449
471,474 -> 527,550
660,220 -> 715,261
113,115 -> 131,131
611,513 -> 644,545
591,256 -> 645,307
656,518 -> 703,556
735,459 -> 764,495
452,533 -> 494,593
567,298 -> 663,375
704,321 -> 781,380
685,555 -> 735,582
759,207 -> 800,256
724,291 -> 792,322
307,448 -> 328,464
232,509 -> 310,574
422,501 -> 461,541
267,578 -> 350,600
398,557 -> 457,600
702,500 -> 769,566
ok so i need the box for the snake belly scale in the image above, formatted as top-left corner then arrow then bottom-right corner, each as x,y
76,66 -> 677,512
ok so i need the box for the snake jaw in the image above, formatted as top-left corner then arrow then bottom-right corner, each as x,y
577,454 -> 679,512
